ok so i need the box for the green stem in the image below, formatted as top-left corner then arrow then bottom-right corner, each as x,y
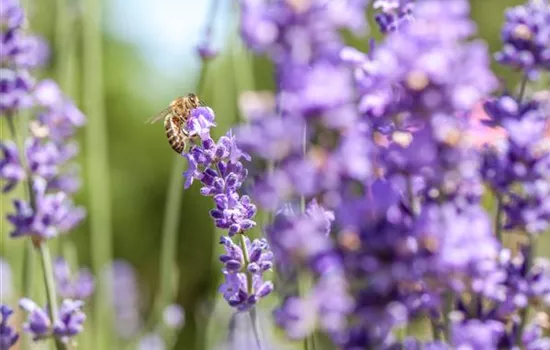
516,236 -> 535,346
238,233 -> 263,350
495,193 -> 503,242
239,233 -> 253,295
442,292 -> 454,342
82,0 -> 113,347
149,159 -> 186,325
38,241 -> 66,350
517,74 -> 529,105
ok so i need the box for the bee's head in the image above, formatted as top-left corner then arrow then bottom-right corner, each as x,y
186,93 -> 200,108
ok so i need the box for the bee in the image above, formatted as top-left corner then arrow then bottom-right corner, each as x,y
146,93 -> 202,154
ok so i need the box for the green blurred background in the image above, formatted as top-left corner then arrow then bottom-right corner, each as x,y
1,0 -> 548,349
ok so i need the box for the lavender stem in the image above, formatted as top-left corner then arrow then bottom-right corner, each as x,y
495,193 -> 503,242
238,233 -> 263,350
83,0 -> 114,345
517,74 -> 529,105
516,236 -> 535,346
38,241 -> 65,350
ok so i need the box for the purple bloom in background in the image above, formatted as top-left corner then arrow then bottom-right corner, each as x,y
0,305 -> 18,349
54,258 -> 95,300
358,0 -> 496,125
162,304 -> 185,329
137,333 -> 166,350
495,0 -> 550,77
0,68 -> 33,113
52,299 -> 86,343
0,0 -> 24,31
487,248 -> 550,317
104,260 -> 142,339
18,298 -> 52,341
8,178 -> 85,239
374,0 -> 415,33
0,141 -> 24,192
414,203 -> 500,292
449,314 -> 505,349
482,95 -> 550,234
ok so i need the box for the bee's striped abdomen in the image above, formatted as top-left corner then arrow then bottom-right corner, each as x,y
164,115 -> 186,154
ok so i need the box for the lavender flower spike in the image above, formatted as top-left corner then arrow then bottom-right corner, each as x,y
181,106 -> 273,310
54,257 -> 95,300
0,305 -> 19,349
19,297 -> 86,344
496,0 -> 550,78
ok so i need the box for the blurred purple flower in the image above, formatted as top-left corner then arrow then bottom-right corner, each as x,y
52,299 -> 86,343
496,0 -> 550,77
449,315 -> 505,349
105,260 -> 142,339
54,257 -> 95,300
137,333 -> 165,350
0,304 -> 18,349
18,298 -> 51,341
0,141 -> 24,192
0,0 -> 24,31
8,178 -> 85,239
162,304 -> 185,330
0,68 -> 33,113
357,0 -> 496,125
374,0 -> 415,33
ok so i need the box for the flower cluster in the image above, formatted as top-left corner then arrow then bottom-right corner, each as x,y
495,0 -> 550,78
231,0 -> 550,348
373,0 -> 415,33
18,298 -> 86,344
0,305 -> 19,349
181,107 -> 274,311
1,0 -> 89,347
54,257 -> 95,300
481,94 -> 550,235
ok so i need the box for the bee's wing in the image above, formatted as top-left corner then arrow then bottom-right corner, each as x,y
145,107 -> 171,124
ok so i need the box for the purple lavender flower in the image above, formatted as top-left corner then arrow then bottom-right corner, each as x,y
54,257 -> 95,300
496,0 -> 550,77
357,0 -> 496,125
449,314 -> 505,349
0,305 -> 18,349
137,333 -> 165,350
18,298 -> 52,341
104,260 -> 142,339
8,177 -> 85,239
0,141 -> 24,192
52,299 -> 86,343
218,236 -> 274,311
482,95 -> 550,234
240,0 -> 369,64
162,304 -> 185,329
0,0 -> 24,31
18,298 -> 86,343
488,248 -> 550,317
0,68 -> 33,113
374,0 -> 415,33
181,106 -> 273,311
413,203 -> 500,292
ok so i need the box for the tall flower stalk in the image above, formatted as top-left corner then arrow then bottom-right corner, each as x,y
82,0 -> 113,347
